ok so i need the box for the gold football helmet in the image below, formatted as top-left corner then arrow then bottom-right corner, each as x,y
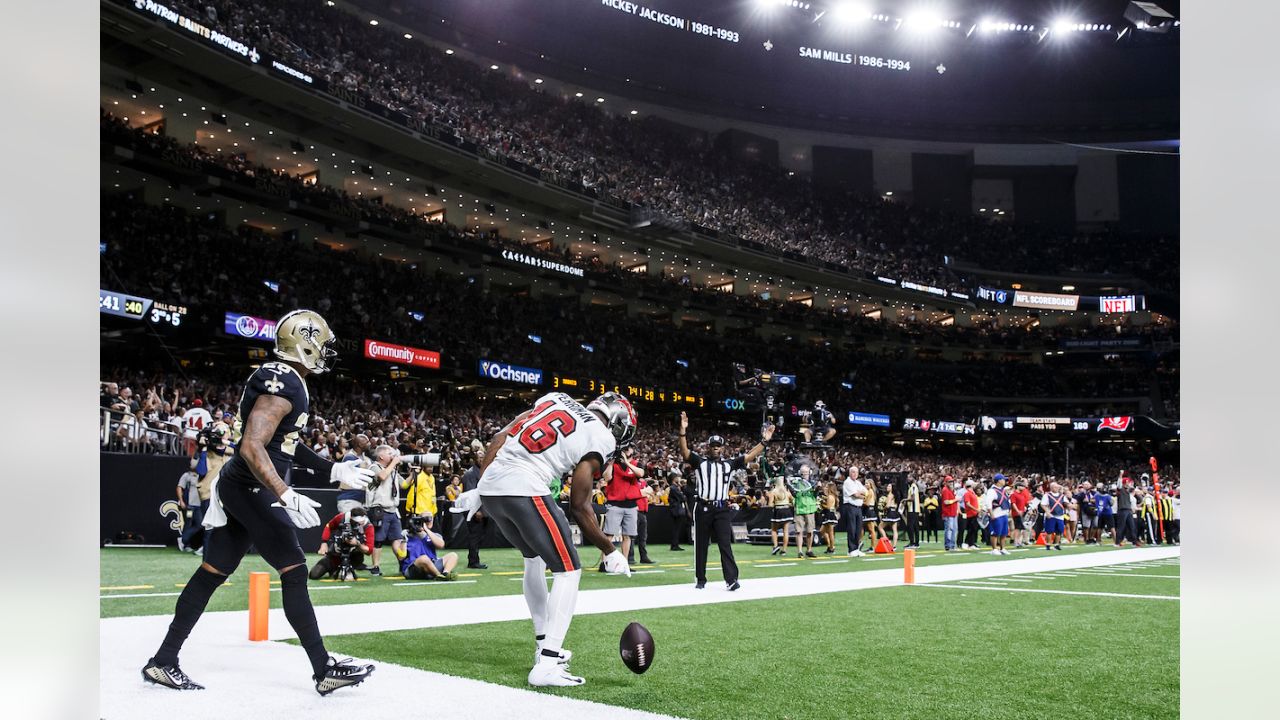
273,309 -> 338,374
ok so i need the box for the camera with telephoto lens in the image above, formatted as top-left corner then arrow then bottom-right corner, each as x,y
405,515 -> 429,534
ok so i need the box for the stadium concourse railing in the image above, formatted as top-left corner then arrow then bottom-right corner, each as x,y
100,408 -> 184,456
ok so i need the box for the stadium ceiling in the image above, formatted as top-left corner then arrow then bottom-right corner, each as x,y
377,0 -> 1178,142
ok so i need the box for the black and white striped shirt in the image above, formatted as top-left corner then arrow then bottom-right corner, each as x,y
688,452 -> 745,503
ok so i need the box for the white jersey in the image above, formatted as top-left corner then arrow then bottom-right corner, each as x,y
480,393 -> 617,497
182,407 -> 213,439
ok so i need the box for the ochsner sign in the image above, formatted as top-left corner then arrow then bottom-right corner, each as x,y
363,339 -> 440,370
479,359 -> 543,385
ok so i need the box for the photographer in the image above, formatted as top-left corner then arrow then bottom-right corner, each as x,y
309,508 -> 375,581
364,445 -> 406,576
400,515 -> 458,581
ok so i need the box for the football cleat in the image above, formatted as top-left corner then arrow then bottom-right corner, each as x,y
142,658 -> 204,690
314,656 -> 374,696
535,646 -> 573,667
528,659 -> 585,687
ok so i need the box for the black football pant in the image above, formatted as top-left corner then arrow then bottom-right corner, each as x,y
841,504 -> 863,552
670,513 -> 689,549
694,503 -> 738,585
466,515 -> 488,566
905,511 -> 920,546
963,517 -> 979,548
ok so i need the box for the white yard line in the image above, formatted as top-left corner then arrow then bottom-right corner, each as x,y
918,584 -> 1179,601
1070,572 -> 1180,579
811,560 -> 850,565
101,546 -> 1178,720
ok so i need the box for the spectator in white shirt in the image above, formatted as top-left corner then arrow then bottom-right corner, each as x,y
842,467 -> 866,556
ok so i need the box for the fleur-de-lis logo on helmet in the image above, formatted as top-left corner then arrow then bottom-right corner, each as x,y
273,309 -> 339,374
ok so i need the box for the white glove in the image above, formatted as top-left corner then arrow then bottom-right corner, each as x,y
276,489 -> 322,528
449,489 -> 483,521
603,550 -> 632,577
331,460 -> 376,491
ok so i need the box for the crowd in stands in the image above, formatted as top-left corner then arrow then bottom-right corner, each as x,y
139,0 -> 1178,293
101,362 -> 1179,553
103,112 -> 1179,357
101,194 -> 1171,418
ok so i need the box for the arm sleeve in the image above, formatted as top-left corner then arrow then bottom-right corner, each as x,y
730,455 -> 747,471
294,442 -> 334,481
321,517 -> 336,542
363,524 -> 376,548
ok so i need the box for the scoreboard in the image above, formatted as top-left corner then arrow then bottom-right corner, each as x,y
550,374 -> 705,408
99,289 -> 188,327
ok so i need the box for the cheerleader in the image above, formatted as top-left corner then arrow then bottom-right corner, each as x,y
862,479 -> 882,551
768,477 -> 795,556
880,484 -> 902,549
818,482 -> 839,554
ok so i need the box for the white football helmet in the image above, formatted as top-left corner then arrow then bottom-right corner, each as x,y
587,392 -> 637,450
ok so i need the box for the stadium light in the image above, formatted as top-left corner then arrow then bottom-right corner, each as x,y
368,19 -> 378,26
1051,18 -> 1076,34
829,2 -> 871,26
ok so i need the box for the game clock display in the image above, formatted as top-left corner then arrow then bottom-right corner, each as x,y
99,289 -> 188,327
550,374 -> 704,407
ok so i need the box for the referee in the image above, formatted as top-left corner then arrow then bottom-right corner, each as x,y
678,411 -> 775,591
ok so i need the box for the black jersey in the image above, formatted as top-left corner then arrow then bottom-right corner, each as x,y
221,361 -> 310,486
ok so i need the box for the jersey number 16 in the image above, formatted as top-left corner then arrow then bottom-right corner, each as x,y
509,400 -> 578,454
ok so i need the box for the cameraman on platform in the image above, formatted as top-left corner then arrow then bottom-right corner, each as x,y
310,508 -> 374,580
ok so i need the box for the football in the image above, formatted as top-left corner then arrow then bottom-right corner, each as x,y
619,622 -> 655,674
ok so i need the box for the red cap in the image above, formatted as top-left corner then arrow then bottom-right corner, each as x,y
193,398 -> 203,408
944,475 -> 953,481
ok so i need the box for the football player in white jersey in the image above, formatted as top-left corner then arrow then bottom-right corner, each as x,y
473,391 -> 637,687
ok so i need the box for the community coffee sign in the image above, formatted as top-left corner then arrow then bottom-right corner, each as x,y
363,339 -> 440,370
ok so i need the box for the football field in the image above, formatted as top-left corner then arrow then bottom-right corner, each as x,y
101,539 -> 1179,719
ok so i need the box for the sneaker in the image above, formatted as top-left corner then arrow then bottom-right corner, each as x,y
669,546 -> 684,551
598,562 -> 607,573
467,563 -> 489,570
176,538 -> 187,553
437,571 -> 457,581
770,546 -> 782,556
142,658 -> 204,690
726,581 -> 741,591
695,581 -> 706,589
528,659 -> 585,687
314,656 -> 374,696
824,547 -> 834,554
639,558 -> 655,565
848,550 -> 864,557
805,551 -> 817,558
368,567 -> 383,577
1055,545 -> 1063,551
990,549 -> 1002,556
194,546 -> 204,557
960,544 -> 969,550
1000,549 -> 1009,556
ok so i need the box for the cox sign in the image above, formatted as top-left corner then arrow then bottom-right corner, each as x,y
479,359 -> 543,386
722,398 -> 747,411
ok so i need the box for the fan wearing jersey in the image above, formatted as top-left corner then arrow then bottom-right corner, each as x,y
142,310 -> 378,696
474,391 -> 637,688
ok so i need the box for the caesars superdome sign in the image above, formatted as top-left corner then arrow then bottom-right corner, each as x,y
479,359 -> 543,385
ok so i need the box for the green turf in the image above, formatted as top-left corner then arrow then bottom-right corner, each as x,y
99,537 -> 1133,618
315,584 -> 1180,720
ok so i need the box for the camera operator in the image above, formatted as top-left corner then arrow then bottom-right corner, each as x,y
309,508 -> 374,581
364,444 -> 406,576
400,515 -> 458,581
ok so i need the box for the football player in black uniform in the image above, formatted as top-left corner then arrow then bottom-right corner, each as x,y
142,310 -> 378,695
